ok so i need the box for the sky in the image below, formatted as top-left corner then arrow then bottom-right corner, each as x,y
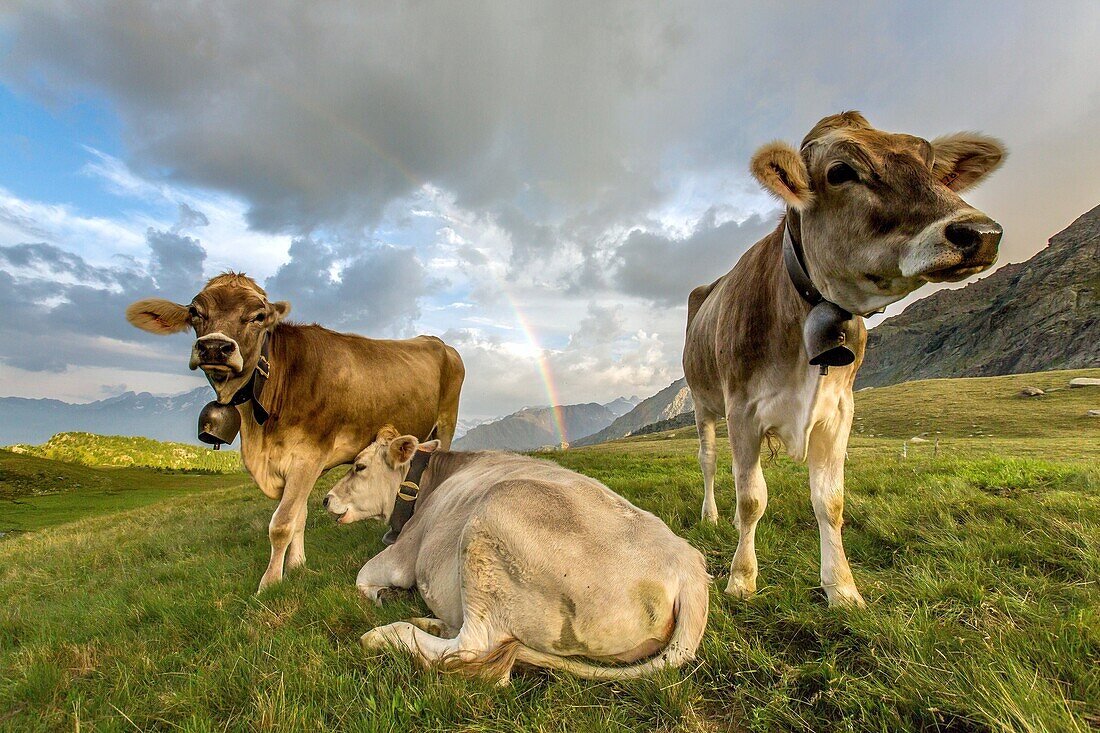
0,2 -> 1098,420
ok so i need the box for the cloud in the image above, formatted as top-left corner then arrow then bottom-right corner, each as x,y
2,1 -> 1100,415
264,237 -> 428,335
613,209 -> 778,305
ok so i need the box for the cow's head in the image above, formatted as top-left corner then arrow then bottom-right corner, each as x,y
125,273 -> 290,402
751,111 -> 1005,314
323,427 -> 441,524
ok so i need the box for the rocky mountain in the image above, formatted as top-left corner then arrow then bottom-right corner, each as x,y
604,395 -> 642,417
0,387 -> 211,446
573,378 -> 694,447
859,203 -> 1100,387
453,398 -> 636,451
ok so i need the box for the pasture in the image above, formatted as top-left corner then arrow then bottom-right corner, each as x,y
1,370 -> 1099,731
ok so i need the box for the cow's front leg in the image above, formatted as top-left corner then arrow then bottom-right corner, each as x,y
807,409 -> 865,608
356,544 -> 416,606
284,504 -> 308,572
726,424 -> 767,598
258,463 -> 322,592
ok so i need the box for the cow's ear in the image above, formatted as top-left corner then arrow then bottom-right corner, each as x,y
931,133 -> 1006,192
388,436 -> 419,466
418,439 -> 441,454
750,141 -> 813,209
270,300 -> 291,323
126,298 -> 191,334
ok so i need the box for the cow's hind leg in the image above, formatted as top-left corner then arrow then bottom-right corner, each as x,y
362,618 -> 510,684
726,422 -> 767,599
808,407 -> 865,608
695,404 -> 720,524
258,462 -> 322,592
406,617 -> 457,638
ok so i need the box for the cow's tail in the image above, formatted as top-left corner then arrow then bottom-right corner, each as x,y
483,560 -> 710,681
686,280 -> 717,335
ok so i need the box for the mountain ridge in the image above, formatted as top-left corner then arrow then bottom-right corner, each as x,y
858,203 -> 1100,387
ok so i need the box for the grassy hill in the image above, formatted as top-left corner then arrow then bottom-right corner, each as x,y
7,432 -> 243,473
1,372 -> 1099,731
0,450 -> 247,534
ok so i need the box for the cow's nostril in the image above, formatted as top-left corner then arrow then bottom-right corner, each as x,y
946,220 -> 1003,254
322,496 -> 330,508
220,342 -> 236,355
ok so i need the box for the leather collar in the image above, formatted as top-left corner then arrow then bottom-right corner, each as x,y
381,447 -> 432,546
226,331 -> 272,425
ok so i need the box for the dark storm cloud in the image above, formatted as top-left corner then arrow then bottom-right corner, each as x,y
146,229 -> 206,302
5,1 -> 1095,267
264,237 -> 428,334
0,227 -> 209,372
612,210 -> 778,306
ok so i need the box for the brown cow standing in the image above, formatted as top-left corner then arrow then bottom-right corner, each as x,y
684,112 -> 1004,606
126,273 -> 464,591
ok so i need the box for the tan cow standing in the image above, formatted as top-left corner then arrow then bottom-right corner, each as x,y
126,273 -> 464,591
684,112 -> 1005,606
323,429 -> 710,683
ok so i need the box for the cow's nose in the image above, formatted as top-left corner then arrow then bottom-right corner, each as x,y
197,338 -> 236,360
322,495 -> 331,509
945,220 -> 1003,255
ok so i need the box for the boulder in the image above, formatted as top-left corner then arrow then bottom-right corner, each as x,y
1018,386 -> 1044,397
1088,410 -> 1100,418
910,436 -> 929,444
1069,377 -> 1100,388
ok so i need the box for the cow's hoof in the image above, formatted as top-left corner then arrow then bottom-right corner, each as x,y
724,574 -> 756,599
357,584 -> 392,606
701,509 -> 719,525
361,624 -> 405,652
256,573 -> 283,594
406,617 -> 452,637
825,585 -> 866,608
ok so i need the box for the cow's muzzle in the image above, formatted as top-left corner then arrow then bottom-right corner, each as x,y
189,333 -> 244,373
913,215 -> 1002,283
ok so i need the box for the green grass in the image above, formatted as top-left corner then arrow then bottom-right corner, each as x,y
0,450 -> 247,535
8,432 -> 244,473
1,371 -> 1099,731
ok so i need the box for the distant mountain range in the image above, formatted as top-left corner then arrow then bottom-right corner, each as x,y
0,388 -> 211,446
858,203 -> 1100,387
453,396 -> 640,451
0,388 -> 538,447
573,379 -> 694,447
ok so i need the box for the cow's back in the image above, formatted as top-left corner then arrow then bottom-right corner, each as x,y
249,326 -> 458,474
683,226 -> 806,409
407,452 -> 701,634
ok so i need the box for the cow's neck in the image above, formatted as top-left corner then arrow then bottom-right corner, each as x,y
236,324 -> 297,441
759,214 -> 815,359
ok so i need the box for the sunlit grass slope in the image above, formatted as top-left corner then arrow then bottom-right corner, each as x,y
8,432 -> 244,473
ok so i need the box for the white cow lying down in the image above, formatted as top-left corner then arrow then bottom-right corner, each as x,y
323,427 -> 710,683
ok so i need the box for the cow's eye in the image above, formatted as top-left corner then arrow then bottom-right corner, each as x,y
252,312 -> 266,324
188,306 -> 203,320
827,162 -> 859,186
354,463 -> 366,472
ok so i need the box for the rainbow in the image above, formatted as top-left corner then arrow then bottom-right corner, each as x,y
498,290 -> 569,447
